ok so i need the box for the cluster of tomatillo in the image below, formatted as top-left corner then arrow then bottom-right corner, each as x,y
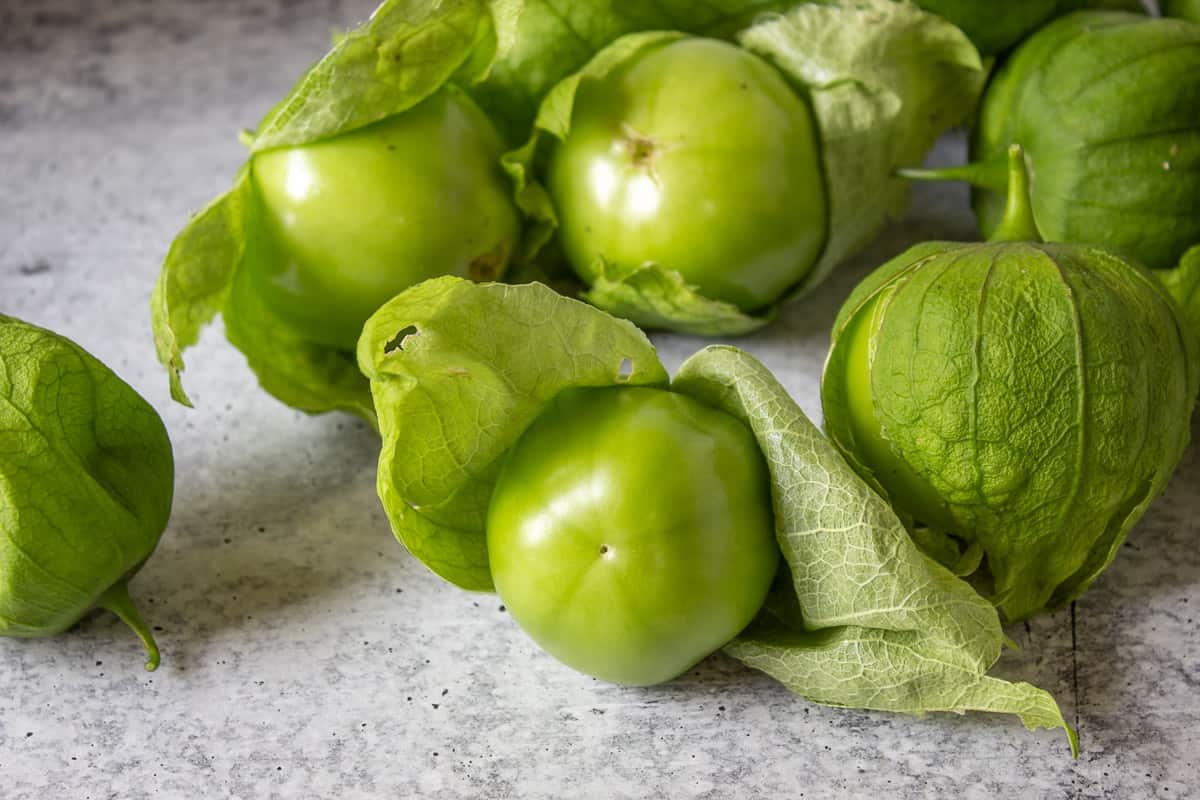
3,4 -> 1196,750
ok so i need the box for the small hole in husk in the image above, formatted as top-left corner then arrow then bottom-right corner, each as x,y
384,325 -> 419,354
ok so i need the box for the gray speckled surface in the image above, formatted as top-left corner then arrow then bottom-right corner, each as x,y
1,2 -> 1197,798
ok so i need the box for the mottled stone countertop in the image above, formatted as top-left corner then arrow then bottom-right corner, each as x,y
1,2 -> 1197,798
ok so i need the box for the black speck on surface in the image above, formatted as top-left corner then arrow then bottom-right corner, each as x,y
18,258 -> 51,275
431,703 -> 439,710
498,605 -> 506,612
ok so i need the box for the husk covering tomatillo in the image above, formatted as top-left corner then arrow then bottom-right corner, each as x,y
0,316 -> 173,670
824,146 -> 1199,623
903,11 -> 1200,272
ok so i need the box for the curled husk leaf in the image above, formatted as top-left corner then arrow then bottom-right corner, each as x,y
1159,245 -> 1200,371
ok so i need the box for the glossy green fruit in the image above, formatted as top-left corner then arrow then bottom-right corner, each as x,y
0,316 -> 173,669
837,288 -> 958,536
487,385 -> 778,685
824,147 -> 1198,621
546,37 -> 826,313
246,87 -> 521,351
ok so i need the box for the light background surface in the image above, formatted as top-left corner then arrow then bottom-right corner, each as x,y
1,2 -> 1196,797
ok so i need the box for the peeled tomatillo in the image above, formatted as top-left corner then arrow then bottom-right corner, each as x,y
547,37 -> 827,313
486,386 -> 779,686
823,145 -> 1197,622
245,87 -> 521,352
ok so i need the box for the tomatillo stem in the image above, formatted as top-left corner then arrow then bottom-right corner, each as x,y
989,144 -> 1042,244
97,580 -> 160,671
896,154 -> 1009,192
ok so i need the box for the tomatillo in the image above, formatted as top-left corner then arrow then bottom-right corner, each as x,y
245,86 -> 521,351
546,37 -> 827,313
823,146 -> 1197,621
903,11 -> 1200,271
486,385 -> 779,686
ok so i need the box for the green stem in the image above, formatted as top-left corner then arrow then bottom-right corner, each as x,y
97,580 -> 161,671
896,155 -> 1009,193
989,144 -> 1042,244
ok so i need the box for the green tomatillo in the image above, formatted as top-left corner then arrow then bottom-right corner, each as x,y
823,145 -> 1199,622
153,0 -> 532,418
1,316 -> 174,670
546,37 -> 827,314
509,3 -> 987,336
902,11 -> 1200,271
246,86 -> 521,352
487,385 -> 779,686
